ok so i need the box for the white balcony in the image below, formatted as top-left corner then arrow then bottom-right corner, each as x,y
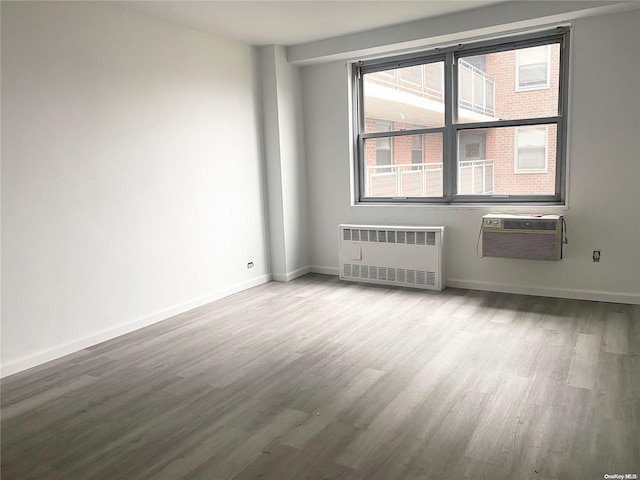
458,159 -> 494,195
365,160 -> 494,197
364,60 -> 496,125
366,163 -> 443,197
458,59 -> 495,118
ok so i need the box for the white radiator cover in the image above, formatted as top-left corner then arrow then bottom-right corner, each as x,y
339,224 -> 445,290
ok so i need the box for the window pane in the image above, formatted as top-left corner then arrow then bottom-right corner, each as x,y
376,121 -> 392,160
457,125 -> 557,195
363,62 -> 445,133
457,43 -> 559,123
518,45 -> 549,88
364,133 -> 443,197
516,126 -> 547,172
519,63 -> 547,87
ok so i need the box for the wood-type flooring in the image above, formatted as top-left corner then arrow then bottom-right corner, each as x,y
2,274 -> 638,479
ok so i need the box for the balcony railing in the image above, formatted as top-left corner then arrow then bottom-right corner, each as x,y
371,65 -> 444,103
366,59 -> 495,119
366,159 -> 494,197
458,59 -> 495,117
366,163 -> 443,197
458,159 -> 494,195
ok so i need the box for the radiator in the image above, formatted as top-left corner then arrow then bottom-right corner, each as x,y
339,224 -> 445,290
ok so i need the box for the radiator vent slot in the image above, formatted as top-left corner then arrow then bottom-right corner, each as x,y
426,232 -> 436,246
339,224 -> 444,291
341,228 -> 441,247
341,264 -> 438,287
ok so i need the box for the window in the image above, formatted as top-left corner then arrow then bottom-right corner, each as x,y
516,126 -> 548,172
353,28 -> 568,204
517,45 -> 550,90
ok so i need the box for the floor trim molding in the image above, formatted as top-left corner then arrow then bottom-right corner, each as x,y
307,266 -> 639,305
447,278 -> 640,305
272,266 -> 311,282
309,265 -> 340,276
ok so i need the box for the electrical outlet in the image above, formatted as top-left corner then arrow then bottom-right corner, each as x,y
592,250 -> 600,262
247,261 -> 254,269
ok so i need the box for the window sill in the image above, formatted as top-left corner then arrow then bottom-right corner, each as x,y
515,84 -> 550,92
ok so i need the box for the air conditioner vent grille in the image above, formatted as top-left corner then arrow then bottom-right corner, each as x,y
503,219 -> 557,230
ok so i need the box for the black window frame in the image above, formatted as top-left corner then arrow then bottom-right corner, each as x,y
352,28 -> 570,205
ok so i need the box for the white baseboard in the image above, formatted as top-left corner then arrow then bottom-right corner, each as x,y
272,266 -> 311,282
309,265 -> 340,276
296,266 -> 639,304
0,274 -> 272,379
303,265 -> 639,304
447,278 -> 640,305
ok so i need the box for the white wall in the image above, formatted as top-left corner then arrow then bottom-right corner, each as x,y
1,2 -> 270,375
302,8 -> 640,303
259,46 -> 287,277
274,46 -> 309,279
259,45 -> 309,281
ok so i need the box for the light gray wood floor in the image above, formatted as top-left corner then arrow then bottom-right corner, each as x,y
2,274 -> 639,480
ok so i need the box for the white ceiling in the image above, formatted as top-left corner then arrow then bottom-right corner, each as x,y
113,1 -> 505,46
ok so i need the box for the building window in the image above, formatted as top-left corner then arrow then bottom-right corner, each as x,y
411,129 -> 423,167
516,45 -> 551,90
516,126 -> 548,173
353,28 -> 568,204
375,121 -> 392,166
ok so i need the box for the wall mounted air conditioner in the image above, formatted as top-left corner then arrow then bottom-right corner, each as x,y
339,224 -> 445,290
481,214 -> 563,261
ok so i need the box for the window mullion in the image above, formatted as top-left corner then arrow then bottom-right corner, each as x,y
444,51 -> 456,198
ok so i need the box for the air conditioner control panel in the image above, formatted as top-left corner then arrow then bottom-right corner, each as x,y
482,214 -> 561,232
484,218 -> 502,228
